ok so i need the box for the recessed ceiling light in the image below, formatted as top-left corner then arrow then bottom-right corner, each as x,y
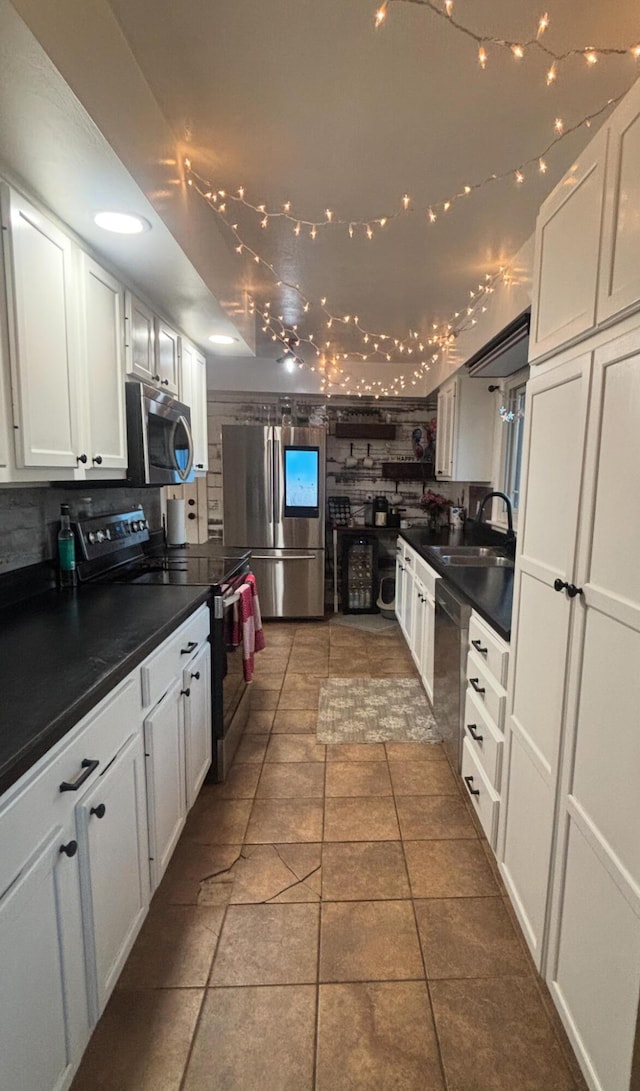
209,334 -> 238,345
94,211 -> 151,235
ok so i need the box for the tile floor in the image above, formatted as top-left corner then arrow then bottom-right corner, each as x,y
71,620 -> 588,1091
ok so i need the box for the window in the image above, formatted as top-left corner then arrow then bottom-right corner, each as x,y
490,368 -> 529,529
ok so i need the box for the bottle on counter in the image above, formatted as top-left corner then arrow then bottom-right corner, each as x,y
57,503 -> 77,589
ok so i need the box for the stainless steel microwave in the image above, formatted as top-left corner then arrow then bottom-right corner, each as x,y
125,381 -> 195,486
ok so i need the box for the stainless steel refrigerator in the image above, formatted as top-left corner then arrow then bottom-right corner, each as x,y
222,425 -> 326,617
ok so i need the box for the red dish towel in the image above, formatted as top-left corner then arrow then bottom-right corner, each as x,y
238,572 -> 265,681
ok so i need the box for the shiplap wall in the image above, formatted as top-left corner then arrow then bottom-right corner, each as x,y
206,393 -> 484,539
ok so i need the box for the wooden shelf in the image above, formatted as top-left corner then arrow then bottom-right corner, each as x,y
334,422 -> 396,439
381,461 -> 434,481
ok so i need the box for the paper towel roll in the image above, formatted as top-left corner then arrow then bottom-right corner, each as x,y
166,499 -> 186,546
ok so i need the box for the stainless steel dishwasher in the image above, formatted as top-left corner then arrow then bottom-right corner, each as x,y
433,580 -> 471,772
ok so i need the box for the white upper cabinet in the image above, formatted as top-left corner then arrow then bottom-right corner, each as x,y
154,318 -> 179,394
435,374 -> 494,482
77,253 -> 127,473
1,185 -> 82,470
597,80 -> 640,325
124,291 -> 155,384
179,337 -> 209,473
529,128 -> 608,363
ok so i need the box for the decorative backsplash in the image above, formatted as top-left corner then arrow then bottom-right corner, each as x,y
0,486 -> 162,574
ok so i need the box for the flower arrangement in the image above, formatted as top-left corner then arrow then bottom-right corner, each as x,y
420,489 -> 451,529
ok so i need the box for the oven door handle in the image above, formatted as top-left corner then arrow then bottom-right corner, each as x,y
251,554 -> 315,561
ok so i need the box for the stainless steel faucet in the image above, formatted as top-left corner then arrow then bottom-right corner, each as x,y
475,491 -> 515,540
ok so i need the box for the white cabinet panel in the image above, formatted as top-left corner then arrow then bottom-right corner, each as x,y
551,822 -> 640,1091
530,129 -> 607,362
155,318 -> 179,394
588,348 -> 640,605
1,185 -> 81,468
519,359 -> 591,577
598,83 -> 640,324
501,730 -> 555,958
180,338 -> 208,473
571,608 -> 640,884
77,733 -> 149,1019
144,679 -> 186,890
78,254 -> 127,472
510,571 -> 568,771
435,375 -> 493,482
461,737 -> 499,847
124,291 -> 155,384
0,826 -> 88,1091
183,643 -> 212,809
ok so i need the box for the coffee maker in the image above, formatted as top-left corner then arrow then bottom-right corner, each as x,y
373,496 -> 389,526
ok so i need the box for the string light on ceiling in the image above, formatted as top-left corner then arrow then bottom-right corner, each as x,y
184,90 -> 626,243
373,1 -> 640,83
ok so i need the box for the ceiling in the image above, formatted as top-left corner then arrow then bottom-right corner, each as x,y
3,0 -> 640,382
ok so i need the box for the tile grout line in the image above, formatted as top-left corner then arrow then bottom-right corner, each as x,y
387,742 -> 452,1091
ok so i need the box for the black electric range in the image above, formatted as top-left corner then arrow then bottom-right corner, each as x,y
75,508 -> 253,780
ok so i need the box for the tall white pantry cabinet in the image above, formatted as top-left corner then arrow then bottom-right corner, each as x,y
499,77 -> 640,1091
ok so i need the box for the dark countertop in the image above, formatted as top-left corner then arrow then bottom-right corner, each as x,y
399,526 -> 514,641
0,584 -> 210,797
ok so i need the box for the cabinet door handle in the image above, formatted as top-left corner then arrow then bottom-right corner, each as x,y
469,678 -> 486,696
567,584 -> 583,598
59,758 -> 99,792
90,804 -> 106,819
76,453 -> 88,464
181,641 -> 197,654
161,379 -> 170,386
190,671 -> 200,680
92,454 -> 103,465
471,639 -> 488,655
195,463 -> 204,469
152,374 -> 161,382
464,775 -> 480,797
60,840 -> 78,857
467,724 -> 484,743
181,687 -> 191,698
188,512 -> 196,520
554,578 -> 569,593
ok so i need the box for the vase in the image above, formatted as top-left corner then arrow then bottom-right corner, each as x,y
428,512 -> 439,532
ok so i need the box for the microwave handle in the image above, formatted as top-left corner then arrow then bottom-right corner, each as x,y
172,415 -> 194,482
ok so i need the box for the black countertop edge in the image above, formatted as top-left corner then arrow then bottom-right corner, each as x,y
0,586 -> 210,799
398,526 -> 513,642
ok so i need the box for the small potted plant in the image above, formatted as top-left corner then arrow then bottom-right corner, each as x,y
420,488 -> 451,532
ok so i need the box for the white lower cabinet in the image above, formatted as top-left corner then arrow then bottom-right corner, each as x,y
397,540 -> 440,705
184,643 -> 212,809
77,732 -> 149,1020
0,824 -> 89,1091
144,678 -> 187,890
0,603 -> 212,1090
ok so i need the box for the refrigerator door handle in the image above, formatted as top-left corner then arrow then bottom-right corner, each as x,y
251,554 -> 316,561
273,437 -> 281,525
266,437 -> 273,531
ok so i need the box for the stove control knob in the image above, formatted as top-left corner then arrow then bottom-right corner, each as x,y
88,532 -> 96,545
133,520 -> 141,532
104,528 -> 112,541
140,519 -> 147,530
95,530 -> 105,544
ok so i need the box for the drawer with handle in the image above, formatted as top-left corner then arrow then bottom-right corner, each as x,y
468,612 -> 509,687
466,649 -> 507,731
463,687 -> 503,792
141,604 -> 209,709
461,737 -> 500,848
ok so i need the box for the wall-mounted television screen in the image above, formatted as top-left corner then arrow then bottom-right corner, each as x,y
284,446 -> 320,518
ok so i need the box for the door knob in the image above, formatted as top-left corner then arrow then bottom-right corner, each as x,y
567,584 -> 583,598
76,453 -> 88,464
92,455 -> 103,465
60,840 -> 78,857
554,578 -> 569,593
90,804 -> 106,819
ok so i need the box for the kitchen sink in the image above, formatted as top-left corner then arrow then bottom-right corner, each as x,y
439,555 -> 514,567
427,545 -> 513,568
